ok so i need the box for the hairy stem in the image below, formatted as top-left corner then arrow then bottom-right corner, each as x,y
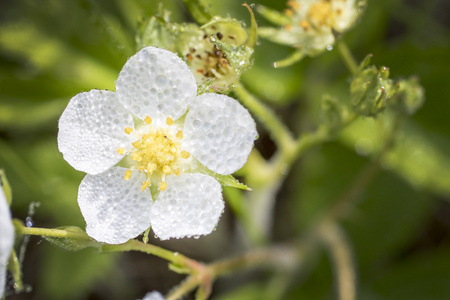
233,83 -> 296,153
337,40 -> 359,75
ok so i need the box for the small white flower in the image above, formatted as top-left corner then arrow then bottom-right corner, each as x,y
0,186 -> 14,297
141,291 -> 164,300
58,46 -> 257,244
260,0 -> 361,55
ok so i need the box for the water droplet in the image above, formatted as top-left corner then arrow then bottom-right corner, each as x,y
174,252 -> 178,256
25,217 -> 33,227
273,62 -> 278,68
326,45 -> 333,51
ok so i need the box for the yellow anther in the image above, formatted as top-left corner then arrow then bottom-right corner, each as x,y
144,116 -> 152,124
170,146 -> 177,154
176,130 -> 183,139
300,20 -> 310,31
132,141 -> 141,148
174,168 -> 181,176
124,169 -> 133,180
159,181 -> 167,191
163,165 -> 172,175
141,180 -> 151,191
156,130 -> 164,138
131,153 -> 142,161
138,165 -> 146,171
285,24 -> 293,31
181,151 -> 190,159
125,127 -> 133,134
116,147 -> 125,155
285,9 -> 294,17
147,163 -> 156,173
166,117 -> 174,126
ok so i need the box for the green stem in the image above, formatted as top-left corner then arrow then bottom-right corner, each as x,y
16,223 -> 198,270
337,40 -> 359,75
7,251 -> 23,292
234,83 -> 296,153
318,221 -> 356,300
166,276 -> 201,300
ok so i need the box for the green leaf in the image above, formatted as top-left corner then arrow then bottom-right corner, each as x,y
340,117 -> 450,196
43,226 -> 101,251
367,249 -> 450,300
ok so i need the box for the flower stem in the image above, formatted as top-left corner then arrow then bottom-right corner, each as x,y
337,40 -> 359,75
166,276 -> 201,300
318,221 -> 356,300
233,83 -> 296,153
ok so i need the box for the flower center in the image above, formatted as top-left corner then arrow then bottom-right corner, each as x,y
117,116 -> 190,192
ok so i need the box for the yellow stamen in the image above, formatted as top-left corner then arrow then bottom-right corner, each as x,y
141,180 -> 151,191
285,24 -> 292,31
285,9 -> 294,17
176,130 -> 183,139
159,181 -> 167,191
116,147 -> 125,155
300,20 -> 310,31
131,153 -> 141,161
174,168 -> 181,176
144,116 -> 152,124
163,165 -> 172,175
170,146 -> 177,155
180,151 -> 190,159
124,169 -> 132,180
166,117 -> 174,126
124,127 -> 133,134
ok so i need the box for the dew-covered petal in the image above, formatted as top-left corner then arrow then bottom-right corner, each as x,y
150,173 -> 223,240
182,94 -> 257,175
141,291 -> 164,300
78,167 -> 152,244
58,90 -> 134,175
116,46 -> 197,125
0,188 -> 13,297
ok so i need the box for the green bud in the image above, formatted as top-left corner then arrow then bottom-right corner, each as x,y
137,11 -> 254,93
350,65 -> 394,117
0,169 -> 12,206
389,76 -> 425,115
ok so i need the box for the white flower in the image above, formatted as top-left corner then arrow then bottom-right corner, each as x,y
0,185 -> 14,297
141,291 -> 164,300
260,0 -> 361,55
58,46 -> 257,244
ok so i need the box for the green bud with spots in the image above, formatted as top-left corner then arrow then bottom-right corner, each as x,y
350,65 -> 395,117
137,11 -> 255,93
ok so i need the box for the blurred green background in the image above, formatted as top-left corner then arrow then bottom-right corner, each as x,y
1,0 -> 450,299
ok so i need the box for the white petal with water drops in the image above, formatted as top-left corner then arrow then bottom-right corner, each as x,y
58,90 -> 134,175
183,93 -> 257,175
78,167 -> 153,244
0,188 -> 13,297
116,47 -> 197,125
150,173 -> 223,240
141,291 -> 164,300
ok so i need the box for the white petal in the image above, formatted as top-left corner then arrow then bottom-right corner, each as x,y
150,173 -> 223,240
141,291 -> 164,300
78,167 -> 152,244
0,189 -> 13,297
116,46 -> 197,125
182,94 -> 257,175
58,90 -> 134,175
